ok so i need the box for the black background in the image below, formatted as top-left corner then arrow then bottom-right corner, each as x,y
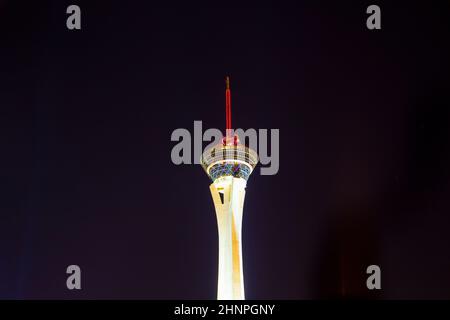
1,0 -> 449,299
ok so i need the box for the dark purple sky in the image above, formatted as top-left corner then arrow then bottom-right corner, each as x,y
1,1 -> 449,299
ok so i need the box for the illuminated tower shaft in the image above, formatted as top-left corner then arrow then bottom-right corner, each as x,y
201,77 -> 258,300
210,177 -> 246,299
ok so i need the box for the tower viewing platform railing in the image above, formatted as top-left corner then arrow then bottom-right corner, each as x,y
201,143 -> 258,182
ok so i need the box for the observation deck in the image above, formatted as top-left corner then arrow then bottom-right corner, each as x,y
201,138 -> 258,182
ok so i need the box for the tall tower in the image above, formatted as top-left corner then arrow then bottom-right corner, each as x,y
201,77 -> 258,300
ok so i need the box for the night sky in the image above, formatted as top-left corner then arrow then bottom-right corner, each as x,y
1,1 -> 449,299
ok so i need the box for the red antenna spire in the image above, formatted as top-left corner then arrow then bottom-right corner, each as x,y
225,76 -> 232,138
223,76 -> 238,146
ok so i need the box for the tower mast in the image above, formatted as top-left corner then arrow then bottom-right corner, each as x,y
224,76 -> 238,146
225,76 -> 232,139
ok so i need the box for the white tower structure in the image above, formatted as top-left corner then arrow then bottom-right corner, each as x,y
201,77 -> 258,300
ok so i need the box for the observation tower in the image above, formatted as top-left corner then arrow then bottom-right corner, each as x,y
200,77 -> 258,300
